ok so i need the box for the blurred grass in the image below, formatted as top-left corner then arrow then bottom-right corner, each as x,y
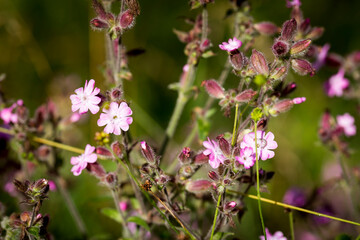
1,0 -> 360,238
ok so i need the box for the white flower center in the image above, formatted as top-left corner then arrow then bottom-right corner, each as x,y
256,138 -> 267,149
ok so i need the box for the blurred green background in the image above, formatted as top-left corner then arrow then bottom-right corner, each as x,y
1,0 -> 360,239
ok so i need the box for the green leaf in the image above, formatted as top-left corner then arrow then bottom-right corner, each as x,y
127,216 -> 150,231
254,74 -> 267,86
101,208 -> 123,224
212,232 -> 234,240
27,226 -> 40,238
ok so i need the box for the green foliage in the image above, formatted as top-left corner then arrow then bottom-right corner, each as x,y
126,216 -> 150,231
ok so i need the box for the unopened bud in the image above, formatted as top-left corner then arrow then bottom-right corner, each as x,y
110,88 -> 122,100
140,141 -> 157,165
281,18 -> 297,41
87,162 -> 106,178
272,39 -> 290,57
281,82 -> 297,96
290,39 -> 311,56
111,141 -> 124,159
36,145 -> 51,161
119,201 -> 128,211
291,59 -> 315,76
223,178 -> 231,185
299,18 -> 311,34
254,22 -> 279,35
90,18 -> 109,29
194,153 -> 209,165
306,27 -> 324,40
217,137 -> 231,156
33,179 -> 49,194
270,66 -> 287,81
235,89 -> 257,103
230,52 -> 245,70
20,212 -> 31,223
224,201 -> 237,211
202,80 -> 225,99
140,163 -> 151,175
92,0 -> 108,20
269,99 -> 295,116
96,146 -> 113,159
326,53 -> 343,67
250,49 -> 269,76
185,180 -> 212,193
119,9 -> 134,29
105,172 -> 118,187
208,171 -> 219,181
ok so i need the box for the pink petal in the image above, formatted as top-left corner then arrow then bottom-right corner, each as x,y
71,164 -> 83,176
84,79 -> 95,95
84,145 -> 95,155
88,104 -> 100,114
86,153 -> 97,163
209,158 -> 220,169
126,117 -> 133,125
113,126 -> 121,135
104,123 -> 115,134
70,156 -> 80,165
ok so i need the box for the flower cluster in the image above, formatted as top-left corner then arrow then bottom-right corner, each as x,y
203,138 -> 226,169
0,99 -> 23,124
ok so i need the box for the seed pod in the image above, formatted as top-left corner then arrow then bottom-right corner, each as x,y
272,39 -> 290,57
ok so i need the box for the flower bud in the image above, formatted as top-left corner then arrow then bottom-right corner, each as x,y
208,171 -> 219,181
306,27 -> 324,40
202,79 -> 225,99
111,141 -> 124,159
180,165 -> 195,177
326,53 -> 343,67
290,39 -> 311,56
235,89 -> 257,103
292,97 -> 306,104
92,0 -> 108,20
281,82 -> 297,96
33,179 -> 49,194
119,9 -> 135,29
269,66 -> 287,81
299,18 -> 311,34
36,145 -> 51,162
229,52 -> 245,70
140,141 -> 157,165
218,137 -> 231,156
105,172 -> 118,187
254,22 -> 279,35
250,49 -> 269,76
178,147 -> 192,165
224,201 -> 237,211
90,18 -> 109,30
185,180 -> 212,193
110,88 -> 122,100
87,162 -> 106,178
269,99 -> 295,116
281,18 -> 297,41
272,39 -> 290,57
96,146 -> 113,159
291,59 -> 315,76
194,152 -> 209,165
20,211 -> 31,223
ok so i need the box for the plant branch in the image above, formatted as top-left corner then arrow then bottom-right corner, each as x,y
210,193 -> 222,240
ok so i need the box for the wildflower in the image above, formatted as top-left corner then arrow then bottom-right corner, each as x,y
219,37 -> 242,52
203,138 -> 226,169
283,187 -> 306,207
48,181 -> 57,191
286,0 -> 301,8
119,201 -> 128,211
70,144 -> 97,176
325,69 -> 349,97
235,147 -> 255,169
240,131 -> 278,161
70,79 -> 101,114
260,228 -> 287,240
97,102 -> 133,135
0,99 -> 23,124
336,113 -> 356,137
313,44 -> 330,70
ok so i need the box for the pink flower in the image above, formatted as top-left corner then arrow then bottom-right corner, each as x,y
48,180 -> 57,191
70,79 -> 101,114
119,201 -> 128,211
286,0 -> 301,8
203,138 -> 226,169
336,113 -> 356,137
292,97 -> 306,104
219,37 -> 242,52
240,131 -> 278,161
235,147 -> 255,169
0,100 -> 23,124
260,228 -> 287,240
97,102 -> 133,135
325,69 -> 349,97
71,144 -> 97,176
313,44 -> 330,70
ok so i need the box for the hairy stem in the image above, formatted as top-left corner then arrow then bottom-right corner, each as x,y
254,125 -> 267,240
231,104 -> 239,146
210,193 -> 222,240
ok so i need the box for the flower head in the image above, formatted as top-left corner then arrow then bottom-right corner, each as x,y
325,69 -> 349,97
235,147 -> 255,169
240,131 -> 278,161
203,138 -> 226,169
71,144 -> 97,176
70,79 -> 101,114
260,228 -> 287,240
283,187 -> 306,207
336,113 -> 356,137
286,0 -> 301,8
313,44 -> 330,70
219,37 -> 242,52
0,100 -> 23,124
97,102 -> 133,135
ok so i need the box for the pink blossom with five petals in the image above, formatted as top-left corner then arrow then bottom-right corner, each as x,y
235,147 -> 255,169
325,69 -> 349,97
71,144 -> 97,176
219,37 -> 242,52
70,79 -> 101,114
203,138 -> 227,169
240,131 -> 278,161
336,113 -> 356,137
97,102 -> 133,135
260,228 -> 287,240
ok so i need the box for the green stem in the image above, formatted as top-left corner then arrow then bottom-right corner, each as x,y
289,211 -> 295,240
111,189 -> 130,237
210,193 -> 222,240
55,176 -> 87,237
231,104 -> 239,146
254,125 -> 267,240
